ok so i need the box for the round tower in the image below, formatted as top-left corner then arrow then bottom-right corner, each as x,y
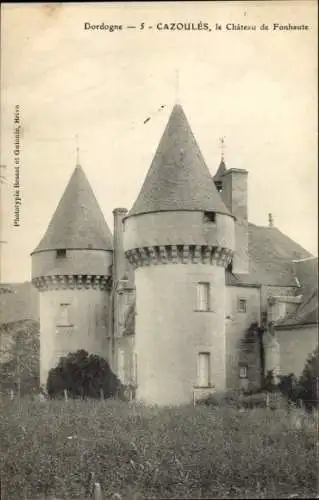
31,165 -> 113,385
123,104 -> 235,405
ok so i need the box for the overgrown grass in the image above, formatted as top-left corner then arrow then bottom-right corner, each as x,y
0,398 -> 317,499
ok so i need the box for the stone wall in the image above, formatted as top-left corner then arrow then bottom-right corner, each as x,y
276,324 -> 318,377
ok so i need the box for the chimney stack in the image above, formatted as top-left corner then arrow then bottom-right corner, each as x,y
268,213 -> 274,228
219,168 -> 249,274
113,208 -> 128,284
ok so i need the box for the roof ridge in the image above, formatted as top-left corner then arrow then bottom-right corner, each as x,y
293,256 -> 318,263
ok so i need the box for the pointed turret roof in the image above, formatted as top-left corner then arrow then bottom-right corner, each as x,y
33,165 -> 113,253
213,159 -> 227,182
128,104 -> 231,217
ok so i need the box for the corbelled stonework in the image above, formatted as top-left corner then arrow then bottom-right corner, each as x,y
126,245 -> 233,269
32,274 -> 111,291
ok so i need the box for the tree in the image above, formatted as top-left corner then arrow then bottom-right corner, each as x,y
298,346 -> 319,411
47,349 -> 122,400
277,373 -> 302,403
276,348 -> 318,411
0,319 -> 39,396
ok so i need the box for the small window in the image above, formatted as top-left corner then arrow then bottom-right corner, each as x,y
238,298 -> 247,313
88,244 -> 93,249
239,365 -> 248,379
197,352 -> 211,387
277,302 -> 287,321
203,211 -> 216,223
56,303 -> 72,327
56,249 -> 66,259
197,282 -> 210,311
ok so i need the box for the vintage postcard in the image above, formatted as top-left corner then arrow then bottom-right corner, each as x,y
0,1 -> 318,499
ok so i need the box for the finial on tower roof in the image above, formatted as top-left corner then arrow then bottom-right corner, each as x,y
219,136 -> 226,163
75,134 -> 80,166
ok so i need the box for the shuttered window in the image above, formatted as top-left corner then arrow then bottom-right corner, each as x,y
197,282 -> 210,311
197,352 -> 210,387
56,303 -> 71,327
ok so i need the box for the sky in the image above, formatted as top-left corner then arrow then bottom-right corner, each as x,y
0,1 -> 317,283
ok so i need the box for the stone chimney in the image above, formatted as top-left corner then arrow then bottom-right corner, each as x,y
113,208 -> 128,284
219,168 -> 249,274
268,213 -> 274,228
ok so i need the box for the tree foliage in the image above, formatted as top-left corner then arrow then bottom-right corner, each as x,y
47,349 -> 122,400
298,346 -> 319,410
0,319 -> 39,395
277,347 -> 318,411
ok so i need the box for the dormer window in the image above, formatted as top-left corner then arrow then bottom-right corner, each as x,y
204,211 -> 216,223
56,249 -> 66,259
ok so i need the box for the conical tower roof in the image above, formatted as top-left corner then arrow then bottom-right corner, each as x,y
33,165 -> 113,253
128,104 -> 231,217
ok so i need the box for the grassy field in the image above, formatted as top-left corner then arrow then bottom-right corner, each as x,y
0,398 -> 317,499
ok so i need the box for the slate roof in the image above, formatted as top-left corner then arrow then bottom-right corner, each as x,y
128,104 -> 231,217
293,257 -> 318,295
32,165 -> 113,253
213,159 -> 227,184
226,224 -> 313,287
276,257 -> 318,327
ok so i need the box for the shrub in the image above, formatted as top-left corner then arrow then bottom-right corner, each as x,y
199,389 -> 288,411
47,349 -> 122,400
197,390 -> 243,408
277,348 -> 319,412
298,346 -> 319,411
0,320 -> 39,396
277,373 -> 302,404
